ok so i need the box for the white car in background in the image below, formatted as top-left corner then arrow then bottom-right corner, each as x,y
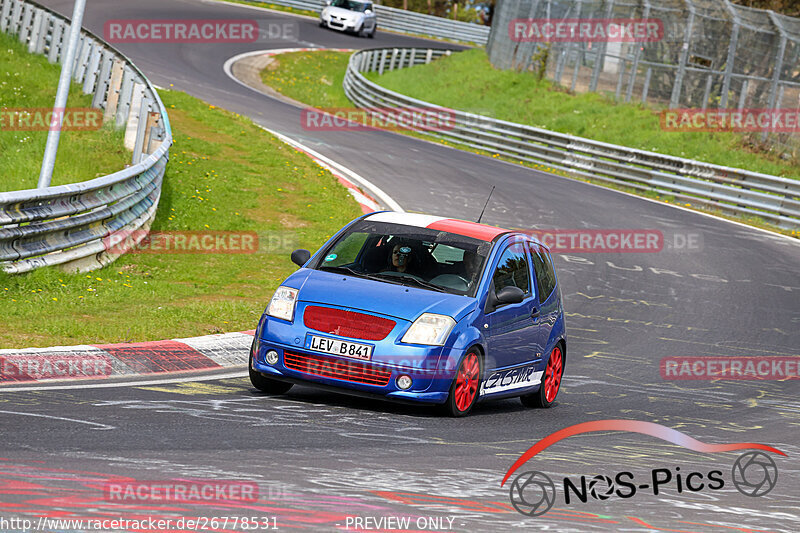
320,0 -> 377,38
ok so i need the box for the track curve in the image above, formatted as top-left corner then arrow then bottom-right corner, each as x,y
3,1 -> 799,531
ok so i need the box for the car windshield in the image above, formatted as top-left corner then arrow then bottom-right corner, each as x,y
330,0 -> 370,12
310,220 -> 491,296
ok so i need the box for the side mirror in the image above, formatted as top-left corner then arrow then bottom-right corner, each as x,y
365,9 -> 373,14
497,285 -> 525,304
291,249 -> 311,267
324,0 -> 332,5
485,285 -> 524,313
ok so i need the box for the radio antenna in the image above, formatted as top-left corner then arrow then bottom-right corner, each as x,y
476,186 -> 495,224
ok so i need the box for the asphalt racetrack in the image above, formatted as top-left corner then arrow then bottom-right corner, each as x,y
1,1 -> 799,531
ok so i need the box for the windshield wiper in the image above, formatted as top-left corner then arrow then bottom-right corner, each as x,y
318,265 -> 368,278
372,273 -> 448,293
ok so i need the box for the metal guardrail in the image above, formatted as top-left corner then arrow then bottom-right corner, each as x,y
251,0 -> 489,44
0,0 -> 171,274
343,47 -> 800,230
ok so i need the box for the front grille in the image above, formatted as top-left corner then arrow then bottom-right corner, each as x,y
284,351 -> 391,387
303,306 -> 396,341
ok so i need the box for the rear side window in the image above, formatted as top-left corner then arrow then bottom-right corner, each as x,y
492,243 -> 530,295
530,244 -> 557,302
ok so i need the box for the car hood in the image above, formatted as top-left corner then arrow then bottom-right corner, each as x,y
326,7 -> 363,19
285,269 -> 477,322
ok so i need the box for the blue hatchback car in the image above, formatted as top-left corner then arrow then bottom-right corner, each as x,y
250,212 -> 566,416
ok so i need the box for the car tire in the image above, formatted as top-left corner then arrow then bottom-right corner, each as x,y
319,20 -> 326,28
520,344 -> 563,408
249,342 -> 293,395
442,349 -> 482,417
358,24 -> 369,38
368,25 -> 376,38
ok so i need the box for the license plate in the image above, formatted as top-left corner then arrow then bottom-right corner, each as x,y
308,335 -> 373,361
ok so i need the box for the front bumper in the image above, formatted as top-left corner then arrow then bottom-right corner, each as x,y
251,318 -> 463,404
321,15 -> 359,32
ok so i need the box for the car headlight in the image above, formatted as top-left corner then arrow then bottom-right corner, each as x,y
401,313 -> 456,346
267,286 -> 299,322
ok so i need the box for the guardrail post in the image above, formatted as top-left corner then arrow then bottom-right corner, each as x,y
92,51 -> 113,108
18,2 -> 31,42
103,59 -> 124,122
27,7 -> 41,53
425,49 -> 433,64
74,38 -> 92,83
115,67 -> 135,126
378,49 -> 387,75
370,50 -> 379,72
33,10 -> 48,53
132,96 -> 152,164
0,1 -> 11,33
47,18 -> 64,63
398,48 -> 407,70
82,45 -> 102,95
389,48 -> 398,71
124,82 -> 146,150
72,35 -> 90,82
9,1 -> 22,34
143,112 -> 163,155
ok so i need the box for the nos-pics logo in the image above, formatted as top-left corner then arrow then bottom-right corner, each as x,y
501,420 -> 784,517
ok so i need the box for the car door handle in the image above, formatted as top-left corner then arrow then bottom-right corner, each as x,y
530,308 -> 540,319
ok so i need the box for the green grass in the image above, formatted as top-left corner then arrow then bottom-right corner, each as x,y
256,48 -> 800,237
0,31 -> 129,192
261,50 -> 354,108
259,48 -> 799,181
366,49 -> 798,180
0,54 -> 361,349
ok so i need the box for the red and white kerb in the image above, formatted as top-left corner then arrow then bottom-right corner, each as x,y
365,212 -> 508,241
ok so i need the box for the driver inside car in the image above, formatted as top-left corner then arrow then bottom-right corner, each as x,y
384,242 -> 415,275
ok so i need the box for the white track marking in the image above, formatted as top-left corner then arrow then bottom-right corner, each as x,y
0,410 -> 116,430
222,49 -> 404,212
0,371 -> 248,392
260,125 -> 405,212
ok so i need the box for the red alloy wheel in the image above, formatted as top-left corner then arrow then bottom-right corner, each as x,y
454,352 -> 480,412
544,346 -> 563,403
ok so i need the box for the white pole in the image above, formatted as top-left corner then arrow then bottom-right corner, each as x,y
37,0 -> 88,189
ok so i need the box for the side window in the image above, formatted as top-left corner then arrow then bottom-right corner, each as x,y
530,244 -> 557,302
492,243 -> 530,295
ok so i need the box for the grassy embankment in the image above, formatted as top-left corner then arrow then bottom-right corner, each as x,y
0,34 -> 361,348
260,49 -> 799,236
